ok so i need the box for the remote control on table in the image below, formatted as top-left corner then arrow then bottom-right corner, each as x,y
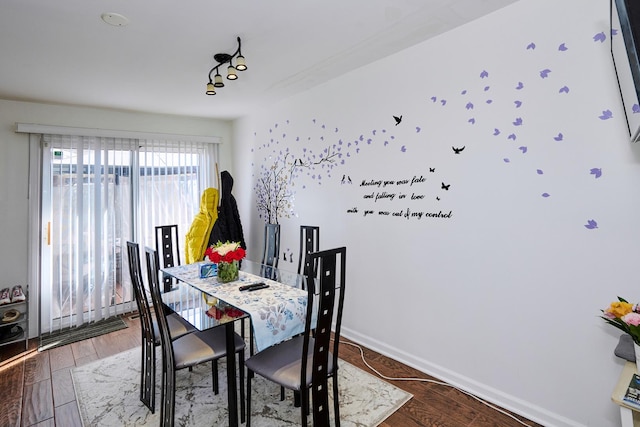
239,282 -> 266,291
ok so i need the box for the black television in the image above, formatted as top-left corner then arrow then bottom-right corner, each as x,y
611,0 -> 640,142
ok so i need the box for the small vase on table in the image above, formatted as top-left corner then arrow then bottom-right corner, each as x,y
217,260 -> 239,283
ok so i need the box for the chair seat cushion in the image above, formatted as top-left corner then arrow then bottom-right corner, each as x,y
153,312 -> 195,344
173,327 -> 245,370
245,336 -> 334,391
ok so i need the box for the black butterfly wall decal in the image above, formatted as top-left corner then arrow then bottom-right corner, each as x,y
393,115 -> 403,126
429,167 -> 435,172
452,146 -> 465,154
436,196 -> 440,201
441,182 -> 450,190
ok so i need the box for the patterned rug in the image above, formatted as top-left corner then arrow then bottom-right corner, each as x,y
71,347 -> 412,426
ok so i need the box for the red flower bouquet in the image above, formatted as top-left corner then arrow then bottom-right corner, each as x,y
204,241 -> 246,264
204,241 -> 246,282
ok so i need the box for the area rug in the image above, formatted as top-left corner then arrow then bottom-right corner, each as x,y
72,347 -> 411,426
39,316 -> 128,351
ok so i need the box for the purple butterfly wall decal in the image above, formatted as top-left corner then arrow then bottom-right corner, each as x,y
593,32 -> 606,43
599,110 -> 613,120
584,219 -> 598,229
540,69 -> 551,78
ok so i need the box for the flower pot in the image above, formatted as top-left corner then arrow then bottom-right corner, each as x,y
217,260 -> 239,283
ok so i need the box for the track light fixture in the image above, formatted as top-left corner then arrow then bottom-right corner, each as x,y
206,37 -> 247,95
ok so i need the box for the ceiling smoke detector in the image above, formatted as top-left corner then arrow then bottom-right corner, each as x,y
101,12 -> 129,27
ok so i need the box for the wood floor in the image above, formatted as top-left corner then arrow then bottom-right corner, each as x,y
0,315 -> 544,427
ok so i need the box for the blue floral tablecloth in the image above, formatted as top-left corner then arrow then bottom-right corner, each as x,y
162,262 -> 308,351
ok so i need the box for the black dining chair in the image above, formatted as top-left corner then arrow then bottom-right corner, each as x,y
261,223 -> 280,268
246,247 -> 347,427
155,224 -> 181,291
126,241 -> 196,413
297,225 -> 319,279
145,247 -> 247,427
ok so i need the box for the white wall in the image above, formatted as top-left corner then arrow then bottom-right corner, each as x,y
0,99 -> 232,336
233,0 -> 639,425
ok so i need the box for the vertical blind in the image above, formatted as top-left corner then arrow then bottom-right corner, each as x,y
40,133 -> 216,333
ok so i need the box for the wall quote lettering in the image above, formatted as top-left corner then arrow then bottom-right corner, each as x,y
346,174 -> 453,220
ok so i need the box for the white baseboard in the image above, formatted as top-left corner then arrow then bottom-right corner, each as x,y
339,326 -> 583,427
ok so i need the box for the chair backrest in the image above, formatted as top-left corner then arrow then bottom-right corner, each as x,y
297,225 -> 319,277
145,247 -> 176,426
302,246 -> 346,426
260,223 -> 280,268
155,225 -> 181,291
156,225 -> 181,268
145,246 -> 176,427
145,247 -> 173,359
126,241 -> 155,349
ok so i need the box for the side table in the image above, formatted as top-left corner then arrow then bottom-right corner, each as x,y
612,361 -> 640,427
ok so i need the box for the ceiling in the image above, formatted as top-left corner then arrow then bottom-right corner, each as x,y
0,0 -> 519,120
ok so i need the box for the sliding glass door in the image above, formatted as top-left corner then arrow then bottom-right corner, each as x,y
40,134 -> 215,333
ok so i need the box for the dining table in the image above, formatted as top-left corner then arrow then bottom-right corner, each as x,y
160,259 -> 308,427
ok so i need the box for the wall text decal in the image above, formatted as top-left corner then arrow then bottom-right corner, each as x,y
347,174 -> 453,220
